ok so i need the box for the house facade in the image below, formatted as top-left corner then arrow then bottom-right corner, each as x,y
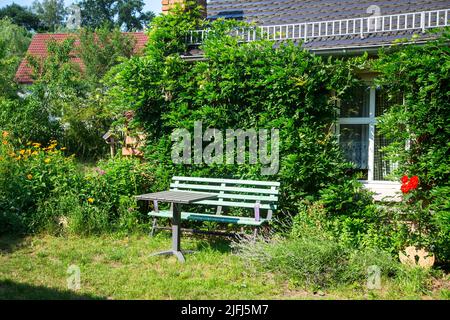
163,0 -> 450,200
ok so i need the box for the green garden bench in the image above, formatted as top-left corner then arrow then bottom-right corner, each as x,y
146,176 -> 280,237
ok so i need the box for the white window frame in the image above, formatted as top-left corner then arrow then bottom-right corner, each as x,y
336,84 -> 376,182
336,82 -> 403,201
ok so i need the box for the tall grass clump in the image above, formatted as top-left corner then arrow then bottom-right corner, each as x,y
233,213 -> 433,294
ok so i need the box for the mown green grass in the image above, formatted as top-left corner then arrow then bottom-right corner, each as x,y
0,233 -> 448,300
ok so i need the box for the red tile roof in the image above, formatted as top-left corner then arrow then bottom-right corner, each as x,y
15,32 -> 148,84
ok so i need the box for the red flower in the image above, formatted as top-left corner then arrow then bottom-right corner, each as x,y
409,176 -> 419,190
401,184 -> 410,194
400,175 -> 419,194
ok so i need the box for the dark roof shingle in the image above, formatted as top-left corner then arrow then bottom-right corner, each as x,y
206,0 -> 450,50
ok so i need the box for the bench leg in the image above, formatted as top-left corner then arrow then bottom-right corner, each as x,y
150,217 -> 158,237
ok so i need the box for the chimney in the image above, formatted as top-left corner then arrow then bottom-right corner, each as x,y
162,0 -> 207,17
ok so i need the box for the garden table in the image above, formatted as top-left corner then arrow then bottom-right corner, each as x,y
136,191 -> 218,263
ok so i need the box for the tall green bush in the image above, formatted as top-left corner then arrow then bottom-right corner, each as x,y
107,14 -> 362,211
375,29 -> 450,261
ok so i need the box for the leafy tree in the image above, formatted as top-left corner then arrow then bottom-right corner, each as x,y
76,0 -> 116,30
117,0 -> 155,31
0,4 -> 41,31
78,26 -> 136,85
76,0 -> 154,31
32,0 -> 67,32
25,38 -> 109,158
0,18 -> 31,61
0,18 -> 31,98
15,27 -> 139,159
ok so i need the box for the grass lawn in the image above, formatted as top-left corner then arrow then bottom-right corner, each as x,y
0,233 -> 448,300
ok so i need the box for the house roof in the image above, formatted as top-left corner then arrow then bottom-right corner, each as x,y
206,0 -> 450,52
15,32 -> 148,84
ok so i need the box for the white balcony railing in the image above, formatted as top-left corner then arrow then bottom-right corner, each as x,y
187,8 -> 450,45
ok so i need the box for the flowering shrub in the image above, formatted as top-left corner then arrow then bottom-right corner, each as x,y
0,132 -> 81,233
82,156 -> 154,213
32,156 -> 154,235
1,133 -> 154,235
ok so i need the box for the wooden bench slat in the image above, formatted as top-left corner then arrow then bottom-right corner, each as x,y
168,189 -> 278,202
194,200 -> 277,210
148,210 -> 268,226
173,176 -> 280,187
169,183 -> 279,195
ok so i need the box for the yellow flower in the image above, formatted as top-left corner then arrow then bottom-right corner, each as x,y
19,149 -> 26,155
32,143 -> 41,148
61,147 -> 67,151
2,140 -> 7,145
87,198 -> 94,204
27,174 -> 33,180
2,131 -> 9,138
16,156 -> 21,161
32,151 -> 38,156
44,158 -> 51,164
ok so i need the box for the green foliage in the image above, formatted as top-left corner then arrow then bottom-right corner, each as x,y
0,134 -> 153,235
235,218 -> 434,293
7,28 -> 138,160
144,2 -> 206,59
77,0 -> 155,31
0,98 -> 61,144
318,176 -> 374,216
234,231 -> 404,291
0,18 -> 31,98
32,0 -> 67,32
116,0 -> 155,31
0,135 -> 81,234
81,156 -> 154,215
78,26 -> 137,85
36,156 -> 154,235
108,13 -> 362,212
0,4 -> 41,31
291,196 -> 410,255
375,29 -> 450,261
0,18 -> 31,57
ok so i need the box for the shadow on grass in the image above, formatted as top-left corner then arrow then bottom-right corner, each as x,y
0,234 -> 28,254
0,280 -> 105,300
194,237 -> 234,254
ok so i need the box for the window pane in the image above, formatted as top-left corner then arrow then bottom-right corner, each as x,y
340,85 -> 370,118
374,128 -> 397,181
339,124 -> 369,179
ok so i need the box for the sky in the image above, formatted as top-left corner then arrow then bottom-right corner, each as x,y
0,0 -> 162,14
